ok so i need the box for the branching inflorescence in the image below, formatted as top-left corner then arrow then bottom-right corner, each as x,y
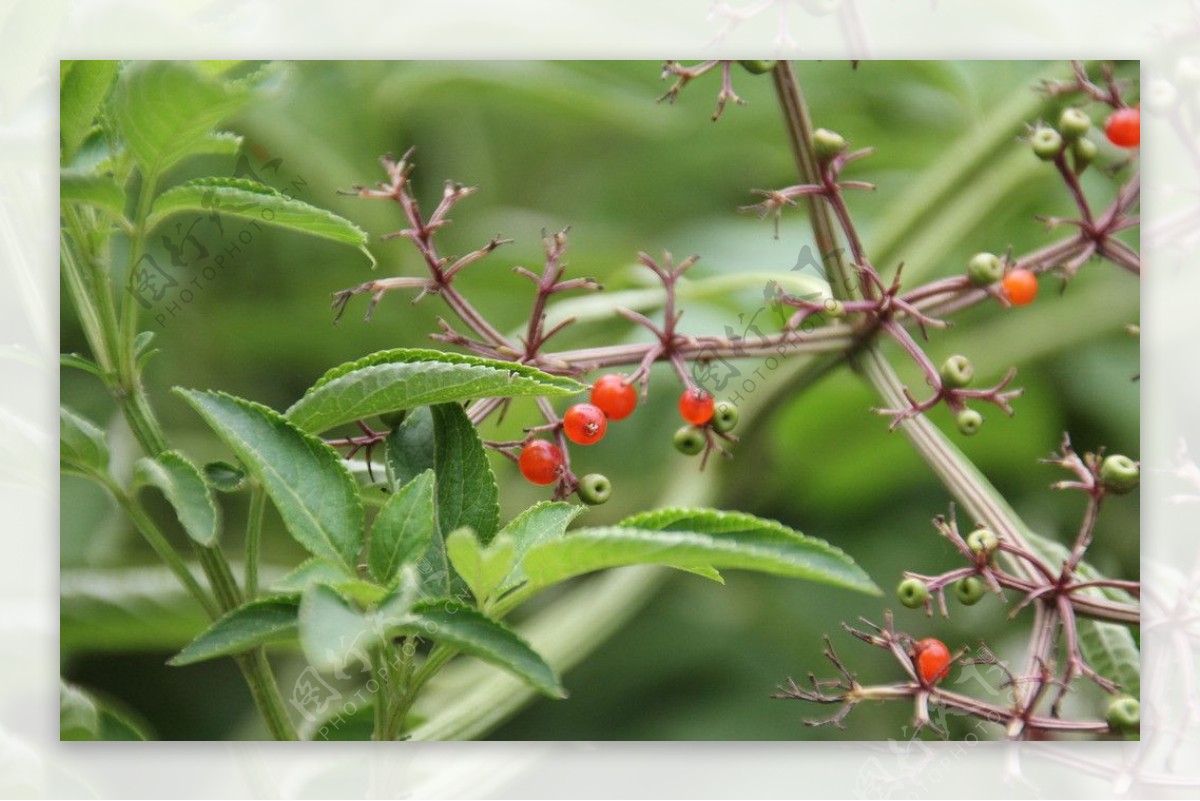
330,60 -> 1140,739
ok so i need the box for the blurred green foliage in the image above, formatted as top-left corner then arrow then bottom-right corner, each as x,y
61,60 -> 1138,740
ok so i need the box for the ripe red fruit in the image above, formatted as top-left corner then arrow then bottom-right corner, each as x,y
563,403 -> 607,445
915,638 -> 952,685
678,387 -> 715,426
1001,268 -> 1039,306
1105,106 -> 1140,148
590,374 -> 638,420
519,439 -> 563,485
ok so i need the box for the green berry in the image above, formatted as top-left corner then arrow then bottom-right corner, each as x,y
1031,127 -> 1064,160
897,577 -> 929,609
1071,137 -> 1098,174
1058,107 -> 1092,140
956,408 -> 983,436
738,60 -> 776,75
812,128 -> 847,162
966,252 -> 1004,286
673,425 -> 706,456
1100,454 -> 1140,495
711,401 -> 739,434
939,355 -> 974,389
1106,695 -> 1140,732
380,410 -> 408,429
954,575 -> 986,606
966,528 -> 999,562
577,473 -> 612,505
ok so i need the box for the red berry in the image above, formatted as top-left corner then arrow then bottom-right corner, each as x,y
678,388 -> 715,426
1001,268 -> 1038,306
590,374 -> 638,420
1105,106 -> 1140,148
914,637 -> 952,685
519,439 -> 563,485
563,403 -> 607,446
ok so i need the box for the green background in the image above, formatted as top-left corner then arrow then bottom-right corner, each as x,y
60,60 -> 1139,740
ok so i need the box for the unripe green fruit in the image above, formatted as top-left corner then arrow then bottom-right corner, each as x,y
738,60 -> 776,75
1100,454 -> 1140,495
939,354 -> 974,389
1106,695 -> 1140,732
1031,127 -> 1064,160
577,473 -> 612,505
711,401 -> 739,434
673,425 -> 706,456
1072,137 -> 1098,174
824,298 -> 846,318
812,128 -> 847,162
954,575 -> 986,606
966,252 -> 1004,286
380,410 -> 408,429
897,577 -> 929,609
956,408 -> 983,436
1058,107 -> 1092,140
966,528 -> 999,562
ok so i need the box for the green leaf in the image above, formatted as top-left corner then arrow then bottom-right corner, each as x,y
384,406 -> 435,490
146,177 -> 374,266
60,406 -> 109,477
194,130 -> 244,156
271,557 -> 355,596
60,680 -> 150,740
386,599 -> 564,698
329,579 -> 391,609
174,389 -> 364,572
299,583 -> 379,674
517,509 -> 878,594
368,469 -> 436,584
134,451 -> 220,547
112,61 -> 247,177
203,460 -> 247,493
60,60 -> 118,163
61,352 -> 104,379
431,402 -> 500,545
286,349 -> 584,434
168,597 -> 299,666
494,501 -> 584,593
446,528 -> 516,605
60,171 -> 126,218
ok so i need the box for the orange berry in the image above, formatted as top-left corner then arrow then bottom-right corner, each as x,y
1002,268 -> 1039,306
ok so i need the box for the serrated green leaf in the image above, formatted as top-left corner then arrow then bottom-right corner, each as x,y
329,579 -> 391,609
146,177 -> 374,266
112,61 -> 247,176
299,583 -> 379,674
203,460 -> 247,493
368,469 -> 436,584
446,528 -> 516,605
271,557 -> 354,596
195,131 -> 244,156
494,501 -> 584,593
168,597 -> 299,666
174,389 -> 364,572
617,508 -> 878,594
384,406 -> 435,490
134,450 -> 220,547
386,598 -> 563,698
60,171 -> 126,218
60,60 -> 118,163
61,679 -> 151,741
519,511 -> 878,594
60,406 -> 109,477
286,349 -> 584,434
431,402 -> 500,552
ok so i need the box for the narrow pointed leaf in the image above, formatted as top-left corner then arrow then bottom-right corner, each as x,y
432,402 -> 500,545
174,389 -> 364,571
368,470 -> 436,584
134,450 -> 220,547
60,172 -> 126,218
446,528 -> 516,604
388,598 -> 563,698
60,60 -> 118,163
60,406 -> 109,476
168,597 -> 299,666
271,557 -> 355,596
286,349 -> 584,434
147,177 -> 374,266
494,501 -> 584,593
384,406 -> 435,490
